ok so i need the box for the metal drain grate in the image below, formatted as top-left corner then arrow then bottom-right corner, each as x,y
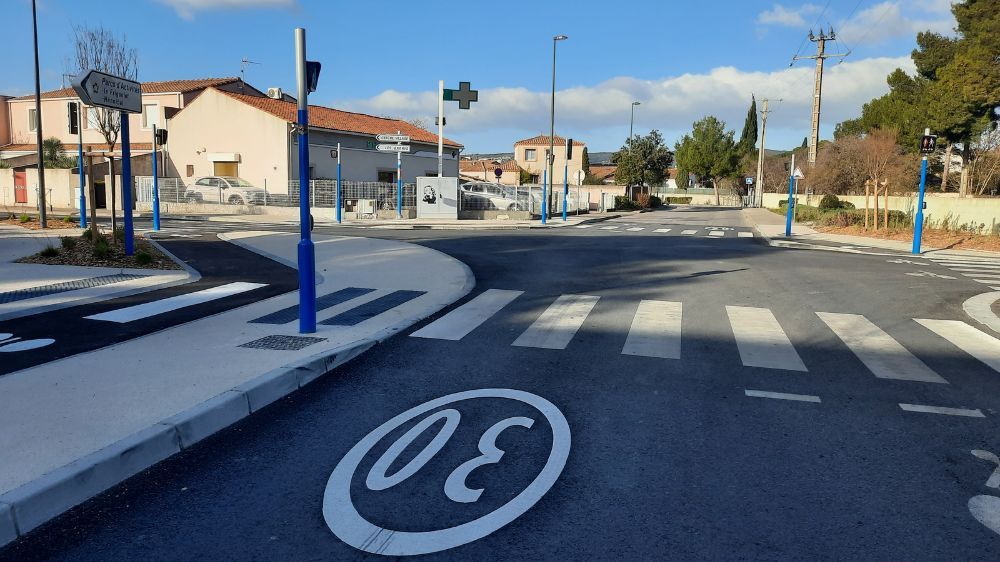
0,274 -> 148,305
238,334 -> 327,351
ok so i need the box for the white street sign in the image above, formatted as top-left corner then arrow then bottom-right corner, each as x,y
71,70 -> 141,114
376,134 -> 410,143
793,167 -> 805,179
376,144 -> 411,153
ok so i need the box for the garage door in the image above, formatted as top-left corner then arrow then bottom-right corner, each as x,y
213,162 -> 238,177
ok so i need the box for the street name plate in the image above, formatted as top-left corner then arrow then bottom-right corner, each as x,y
376,134 -> 410,143
71,70 -> 141,114
376,144 -> 411,152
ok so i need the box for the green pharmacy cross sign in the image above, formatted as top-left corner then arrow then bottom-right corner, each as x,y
443,81 -> 478,110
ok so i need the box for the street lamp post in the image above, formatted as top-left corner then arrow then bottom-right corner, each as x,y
31,0 -> 47,228
630,101 -> 640,198
546,34 -> 567,221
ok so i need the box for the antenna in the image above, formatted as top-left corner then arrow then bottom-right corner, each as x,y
240,57 -> 261,93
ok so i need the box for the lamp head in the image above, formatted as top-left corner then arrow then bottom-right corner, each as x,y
632,101 -> 641,106
554,35 -> 568,41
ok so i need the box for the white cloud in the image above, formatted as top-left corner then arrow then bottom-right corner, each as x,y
758,4 -> 821,27
332,56 -> 915,151
836,1 -> 955,45
158,0 -> 297,19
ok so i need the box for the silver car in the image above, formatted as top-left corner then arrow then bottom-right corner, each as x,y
185,176 -> 268,205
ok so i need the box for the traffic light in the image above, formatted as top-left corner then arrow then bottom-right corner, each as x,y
155,129 -> 168,146
919,134 -> 937,154
566,138 -> 573,160
67,102 -> 79,135
305,61 -> 321,93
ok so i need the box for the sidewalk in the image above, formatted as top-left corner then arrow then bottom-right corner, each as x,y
0,226 -> 196,321
0,231 -> 473,546
742,207 -> 1000,258
205,211 -> 625,230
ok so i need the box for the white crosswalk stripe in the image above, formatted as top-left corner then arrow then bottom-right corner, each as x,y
654,228 -> 672,233
727,306 -> 807,371
512,294 -> 600,350
681,230 -> 698,235
411,289 -> 523,341
622,300 -> 682,359
738,232 -> 754,238
817,312 -> 947,383
626,227 -> 644,232
86,282 -> 267,323
708,231 -> 725,237
915,319 -> 1000,373
574,225 -> 596,229
600,226 -> 619,230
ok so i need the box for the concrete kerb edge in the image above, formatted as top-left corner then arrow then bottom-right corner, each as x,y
0,233 -> 476,549
741,209 -> 776,246
216,232 -> 325,285
963,291 -> 1000,336
0,235 -> 201,323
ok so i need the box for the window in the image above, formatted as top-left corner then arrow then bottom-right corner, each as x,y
213,161 -> 238,177
85,108 -> 99,130
141,104 -> 160,129
524,148 -> 536,162
28,108 -> 38,132
186,165 -> 195,177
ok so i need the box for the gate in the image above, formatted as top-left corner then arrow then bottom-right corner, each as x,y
14,171 -> 27,204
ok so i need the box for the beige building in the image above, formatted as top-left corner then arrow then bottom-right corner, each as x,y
513,134 -> 585,185
459,159 -> 523,185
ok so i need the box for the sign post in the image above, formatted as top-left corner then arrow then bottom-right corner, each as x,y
336,142 -> 342,224
72,102 -> 86,228
72,69 -> 141,254
376,134 -> 410,220
913,129 -> 936,254
440,81 -> 478,180
294,27 -> 319,334
785,154 -> 796,237
151,125 -> 161,231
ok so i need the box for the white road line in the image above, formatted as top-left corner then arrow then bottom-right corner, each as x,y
512,294 -> 600,350
626,227 -> 644,232
681,230 -> 698,235
899,403 -> 985,418
745,390 -> 821,403
974,280 -> 1000,285
960,272 -> 1000,278
654,228 -> 672,233
916,319 -> 1000,373
949,265 -> 1000,271
738,232 -> 754,238
600,226 -> 619,230
574,225 -> 596,229
411,289 -> 523,341
816,312 -> 947,383
621,300 -> 682,359
708,231 -> 725,237
85,282 -> 267,323
727,306 -> 807,371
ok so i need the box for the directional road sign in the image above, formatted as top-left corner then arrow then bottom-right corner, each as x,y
71,70 -> 141,114
443,81 -> 478,110
377,134 -> 410,143
377,144 -> 411,153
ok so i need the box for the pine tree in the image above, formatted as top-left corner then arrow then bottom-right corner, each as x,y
737,96 -> 758,157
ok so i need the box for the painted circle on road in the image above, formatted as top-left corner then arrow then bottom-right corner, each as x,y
323,388 -> 571,556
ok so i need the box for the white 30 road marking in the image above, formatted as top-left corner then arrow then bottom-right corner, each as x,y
323,388 -> 571,556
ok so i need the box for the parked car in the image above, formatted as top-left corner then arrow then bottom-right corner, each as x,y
460,182 -> 527,211
184,176 -> 268,205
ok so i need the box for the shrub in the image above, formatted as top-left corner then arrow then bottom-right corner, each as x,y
635,193 -> 651,208
614,196 -> 640,210
648,195 -> 663,208
841,201 -> 856,210
135,251 -> 153,266
113,227 -> 126,243
39,245 -> 59,258
93,238 -> 110,259
19,214 -> 30,223
60,236 -> 77,250
62,215 -> 75,223
663,197 -> 692,205
818,194 -> 842,210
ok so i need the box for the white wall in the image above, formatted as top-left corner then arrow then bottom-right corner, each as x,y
296,145 -> 458,183
762,192 -> 1000,230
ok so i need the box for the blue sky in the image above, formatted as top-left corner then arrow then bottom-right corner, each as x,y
8,0 -> 956,153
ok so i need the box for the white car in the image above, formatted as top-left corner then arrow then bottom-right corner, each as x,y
184,176 -> 268,205
461,182 -> 526,211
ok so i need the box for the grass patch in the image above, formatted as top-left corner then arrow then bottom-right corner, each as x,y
39,245 -> 59,258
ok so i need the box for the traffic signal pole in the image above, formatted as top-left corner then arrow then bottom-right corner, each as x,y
913,128 -> 933,255
295,27 -> 316,334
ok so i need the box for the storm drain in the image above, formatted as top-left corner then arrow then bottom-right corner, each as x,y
238,334 -> 327,351
0,274 -> 148,305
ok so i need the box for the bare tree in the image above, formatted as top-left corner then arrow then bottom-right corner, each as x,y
856,129 -> 902,231
406,117 -> 429,131
73,25 -> 138,239
970,127 -> 1000,196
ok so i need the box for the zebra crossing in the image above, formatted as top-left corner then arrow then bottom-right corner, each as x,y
574,223 -> 755,238
411,288 -> 1000,388
926,254 -> 1000,289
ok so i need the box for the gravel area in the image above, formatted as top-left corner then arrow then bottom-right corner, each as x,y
16,233 -> 183,270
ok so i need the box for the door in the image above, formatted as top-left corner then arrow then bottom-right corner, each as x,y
213,161 -> 238,177
94,179 -> 107,209
14,171 -> 27,204
378,171 -> 396,184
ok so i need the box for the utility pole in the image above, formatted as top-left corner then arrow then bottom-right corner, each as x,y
793,28 -> 847,166
31,0 -> 47,228
754,98 -> 779,208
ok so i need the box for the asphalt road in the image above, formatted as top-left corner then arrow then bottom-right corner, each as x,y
4,207 -> 1000,560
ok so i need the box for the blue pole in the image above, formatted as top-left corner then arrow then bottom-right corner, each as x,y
912,155 -> 929,255
336,143 -> 342,224
542,168 -> 548,224
295,28 -> 316,334
396,151 -> 402,219
784,176 -> 794,237
152,124 -> 160,231
77,110 -> 86,228
562,162 -> 568,221
121,112 -> 134,256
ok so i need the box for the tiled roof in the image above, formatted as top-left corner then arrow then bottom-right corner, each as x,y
514,134 -> 586,147
218,90 -> 463,148
459,159 -> 522,172
11,78 -> 240,101
0,143 -> 152,152
589,165 -> 617,180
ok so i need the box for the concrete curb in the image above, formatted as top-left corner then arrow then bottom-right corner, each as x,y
216,232 -> 325,284
0,234 -> 201,322
0,336 -> 377,548
963,292 -> 1000,336
741,209 -> 777,247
